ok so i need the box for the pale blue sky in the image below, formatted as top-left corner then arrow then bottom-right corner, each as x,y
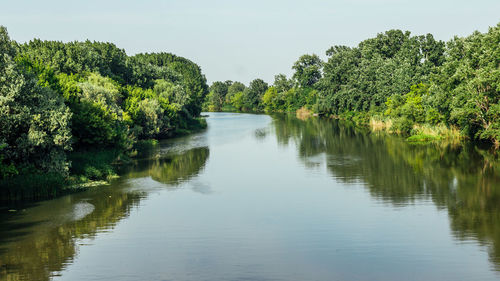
1,0 -> 499,84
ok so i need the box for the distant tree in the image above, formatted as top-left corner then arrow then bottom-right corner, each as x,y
229,92 -> 245,111
208,81 -> 229,111
292,54 -> 323,88
226,81 -> 246,103
318,29 -> 446,115
244,79 -> 268,110
273,74 -> 293,93
262,86 -> 279,111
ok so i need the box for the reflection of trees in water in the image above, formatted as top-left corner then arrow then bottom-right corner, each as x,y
253,128 -> 268,143
0,190 -> 144,281
271,114 -> 500,270
150,147 -> 209,185
0,146 -> 210,281
121,146 -> 210,186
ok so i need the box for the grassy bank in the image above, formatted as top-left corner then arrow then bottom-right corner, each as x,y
329,112 -> 463,144
367,117 -> 461,144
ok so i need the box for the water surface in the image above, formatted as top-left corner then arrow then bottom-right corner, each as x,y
1,112 -> 499,281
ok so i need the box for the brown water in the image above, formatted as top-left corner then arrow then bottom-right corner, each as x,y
1,112 -> 499,281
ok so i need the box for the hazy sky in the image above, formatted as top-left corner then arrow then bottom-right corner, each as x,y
1,0 -> 499,84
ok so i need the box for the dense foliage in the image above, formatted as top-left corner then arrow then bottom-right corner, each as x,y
0,27 -> 72,178
0,26 -> 208,200
204,22 -> 499,146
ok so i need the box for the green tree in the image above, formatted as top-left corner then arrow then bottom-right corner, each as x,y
229,92 -> 245,111
385,83 -> 429,134
273,74 -> 294,93
292,54 -> 323,88
262,87 -> 279,111
0,26 -> 72,176
226,81 -> 246,103
432,24 -> 500,144
128,53 -> 209,117
153,79 -> 188,107
243,78 -> 268,110
208,81 -> 229,111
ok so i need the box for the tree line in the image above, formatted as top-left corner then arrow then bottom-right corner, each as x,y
204,22 -> 499,147
0,26 -> 209,200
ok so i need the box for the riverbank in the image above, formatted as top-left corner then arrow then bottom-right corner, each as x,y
211,107 -> 468,146
0,148 -> 130,205
203,23 -> 499,149
0,118 -> 207,205
329,112 -> 464,145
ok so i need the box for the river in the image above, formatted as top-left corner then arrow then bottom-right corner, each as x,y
1,112 -> 499,281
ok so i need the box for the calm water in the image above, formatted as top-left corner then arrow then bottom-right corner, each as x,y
1,112 -> 500,281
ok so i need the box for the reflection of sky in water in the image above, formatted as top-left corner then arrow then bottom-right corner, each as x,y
70,202 -> 95,221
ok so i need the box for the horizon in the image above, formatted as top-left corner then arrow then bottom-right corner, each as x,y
2,0 -> 499,85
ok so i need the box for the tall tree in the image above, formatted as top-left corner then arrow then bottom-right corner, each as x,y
292,54 -> 323,88
244,79 -> 268,110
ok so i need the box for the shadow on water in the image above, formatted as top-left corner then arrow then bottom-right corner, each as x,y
0,214 -> 43,255
271,114 -> 500,270
0,144 -> 210,281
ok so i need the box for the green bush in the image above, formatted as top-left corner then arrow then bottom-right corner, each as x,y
392,117 -> 414,135
406,134 -> 442,143
68,149 -> 121,182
